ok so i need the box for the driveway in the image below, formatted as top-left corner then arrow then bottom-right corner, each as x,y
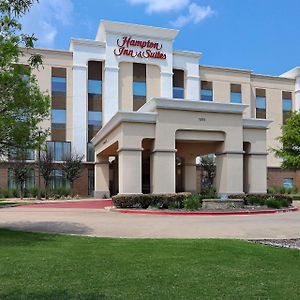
0,201 -> 299,239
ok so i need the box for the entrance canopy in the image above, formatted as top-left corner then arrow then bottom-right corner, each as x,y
92,98 -> 271,197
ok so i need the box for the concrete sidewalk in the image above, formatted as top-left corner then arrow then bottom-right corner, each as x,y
0,203 -> 299,239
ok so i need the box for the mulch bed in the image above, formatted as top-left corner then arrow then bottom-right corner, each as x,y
250,239 -> 300,250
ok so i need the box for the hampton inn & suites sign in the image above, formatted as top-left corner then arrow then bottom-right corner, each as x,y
114,36 -> 167,60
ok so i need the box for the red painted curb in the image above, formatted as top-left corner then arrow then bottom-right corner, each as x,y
117,207 -> 298,216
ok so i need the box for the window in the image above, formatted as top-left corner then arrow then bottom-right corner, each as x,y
173,69 -> 184,99
8,148 -> 35,161
231,84 -> 242,103
256,89 -> 266,119
51,109 -> 66,124
51,68 -> 67,141
88,61 -> 102,141
88,169 -> 95,196
133,63 -> 146,111
201,81 -> 213,101
87,143 -> 95,162
282,91 -> 292,124
283,178 -> 294,189
133,81 -> 146,96
8,168 -> 35,190
50,169 -> 69,190
47,141 -> 71,161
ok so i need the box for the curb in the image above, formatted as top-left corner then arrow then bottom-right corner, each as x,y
116,207 -> 298,216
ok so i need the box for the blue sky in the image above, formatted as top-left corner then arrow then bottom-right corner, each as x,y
22,0 -> 300,75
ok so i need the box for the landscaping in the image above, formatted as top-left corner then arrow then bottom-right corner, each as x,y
0,229 -> 300,299
112,191 -> 294,212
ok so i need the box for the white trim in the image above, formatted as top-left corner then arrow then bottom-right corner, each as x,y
96,20 -> 179,41
173,50 -> 202,59
138,98 -> 247,114
69,38 -> 106,51
243,118 -> 272,129
280,67 -> 300,79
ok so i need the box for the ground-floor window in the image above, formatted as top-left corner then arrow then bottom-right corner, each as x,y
283,178 -> 294,188
88,169 -> 95,196
50,169 -> 69,190
8,168 -> 35,190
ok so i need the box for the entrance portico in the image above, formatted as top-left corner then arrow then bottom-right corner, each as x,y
92,98 -> 271,197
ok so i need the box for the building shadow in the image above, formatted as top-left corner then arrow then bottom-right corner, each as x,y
0,221 -> 92,237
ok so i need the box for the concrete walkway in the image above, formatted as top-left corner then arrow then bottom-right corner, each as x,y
0,201 -> 299,239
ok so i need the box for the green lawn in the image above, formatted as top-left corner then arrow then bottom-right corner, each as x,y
0,230 -> 300,299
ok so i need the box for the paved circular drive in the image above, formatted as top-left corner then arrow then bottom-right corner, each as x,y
0,200 -> 299,239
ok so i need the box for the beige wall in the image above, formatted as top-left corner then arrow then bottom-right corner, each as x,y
20,48 -> 73,142
146,64 -> 160,101
118,62 -> 133,111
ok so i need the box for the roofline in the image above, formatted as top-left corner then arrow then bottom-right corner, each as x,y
21,47 -> 72,56
200,64 -> 252,74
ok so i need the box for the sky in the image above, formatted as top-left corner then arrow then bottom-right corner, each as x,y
21,0 -> 300,76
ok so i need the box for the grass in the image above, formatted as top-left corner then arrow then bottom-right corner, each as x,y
0,229 -> 300,299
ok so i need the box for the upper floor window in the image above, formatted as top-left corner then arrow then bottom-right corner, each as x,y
8,148 -> 35,161
173,69 -> 184,99
47,141 -> 71,161
201,81 -> 213,101
51,68 -> 66,109
282,91 -> 292,124
230,84 -> 242,103
87,142 -> 95,162
133,63 -> 146,111
256,89 -> 266,119
51,109 -> 66,125
88,61 -> 103,141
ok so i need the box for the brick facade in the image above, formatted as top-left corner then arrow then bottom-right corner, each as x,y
267,167 -> 300,190
0,163 -> 94,197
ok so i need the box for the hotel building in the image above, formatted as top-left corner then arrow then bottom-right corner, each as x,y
1,20 -> 299,196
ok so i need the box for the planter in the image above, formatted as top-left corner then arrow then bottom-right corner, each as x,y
202,199 -> 244,210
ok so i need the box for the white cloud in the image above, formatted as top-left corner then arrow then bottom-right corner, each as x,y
127,0 -> 190,14
21,0 -> 74,48
170,3 -> 214,27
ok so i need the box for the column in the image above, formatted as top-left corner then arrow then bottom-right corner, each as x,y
182,156 -> 197,193
103,65 -> 119,125
150,150 -> 176,194
160,71 -> 173,98
94,155 -> 110,198
72,65 -> 87,160
215,152 -> 244,195
186,75 -> 200,101
244,153 -> 268,194
295,76 -> 300,112
118,149 -> 142,194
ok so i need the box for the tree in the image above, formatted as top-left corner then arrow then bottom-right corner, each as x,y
272,112 -> 300,169
38,149 -> 55,199
61,153 -> 84,196
9,147 -> 31,199
0,0 -> 50,157
201,154 -> 216,188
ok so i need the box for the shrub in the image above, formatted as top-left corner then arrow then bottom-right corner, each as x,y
27,187 -> 39,198
266,197 -> 282,209
112,193 -> 192,209
228,193 -> 292,207
201,186 -> 217,199
183,195 -> 202,211
1,189 -> 13,198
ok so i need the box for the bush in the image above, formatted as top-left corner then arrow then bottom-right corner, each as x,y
268,186 -> 298,195
201,186 -> 217,199
49,187 -> 71,199
266,197 -> 282,209
27,187 -> 39,198
112,193 -> 192,209
228,193 -> 293,207
183,195 -> 202,211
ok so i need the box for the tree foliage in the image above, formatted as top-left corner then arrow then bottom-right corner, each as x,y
0,0 -> 50,157
272,112 -> 300,169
